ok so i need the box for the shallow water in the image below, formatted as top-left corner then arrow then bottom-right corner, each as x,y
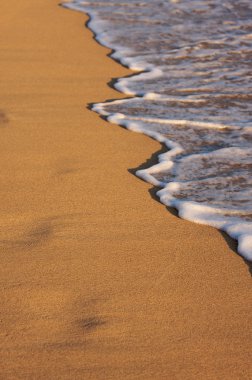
65,0 -> 252,261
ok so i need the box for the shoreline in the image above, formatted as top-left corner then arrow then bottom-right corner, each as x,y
65,2 -> 252,262
0,1 -> 251,378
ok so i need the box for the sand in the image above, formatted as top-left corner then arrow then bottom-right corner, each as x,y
0,1 -> 251,379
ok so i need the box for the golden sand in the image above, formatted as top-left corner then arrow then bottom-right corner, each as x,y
0,1 -> 251,378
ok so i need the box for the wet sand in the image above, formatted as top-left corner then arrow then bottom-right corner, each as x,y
0,1 -> 251,379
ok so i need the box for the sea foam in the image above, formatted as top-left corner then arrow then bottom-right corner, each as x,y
64,0 -> 252,261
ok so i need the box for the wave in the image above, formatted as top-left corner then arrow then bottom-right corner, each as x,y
64,0 -> 252,261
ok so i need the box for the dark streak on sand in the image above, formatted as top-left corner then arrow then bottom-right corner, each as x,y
78,316 -> 107,332
0,214 -> 82,251
0,110 -> 8,125
0,219 -> 54,250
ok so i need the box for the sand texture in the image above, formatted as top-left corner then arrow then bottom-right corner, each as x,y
0,1 -> 251,379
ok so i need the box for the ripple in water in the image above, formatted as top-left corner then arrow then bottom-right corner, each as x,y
65,0 -> 252,261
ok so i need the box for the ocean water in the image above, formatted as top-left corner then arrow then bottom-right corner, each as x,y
64,0 -> 252,261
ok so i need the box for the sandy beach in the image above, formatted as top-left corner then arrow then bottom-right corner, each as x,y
0,1 -> 251,379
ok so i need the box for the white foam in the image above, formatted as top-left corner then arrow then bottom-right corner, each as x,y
64,0 -> 252,262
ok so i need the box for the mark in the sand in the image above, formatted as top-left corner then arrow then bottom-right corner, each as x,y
78,316 -> 107,332
0,110 -> 8,125
23,220 -> 53,247
0,214 -> 80,251
57,167 -> 78,176
0,218 -> 54,250
54,158 -> 80,177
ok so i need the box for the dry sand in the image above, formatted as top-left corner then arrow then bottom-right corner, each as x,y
0,1 -> 251,379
